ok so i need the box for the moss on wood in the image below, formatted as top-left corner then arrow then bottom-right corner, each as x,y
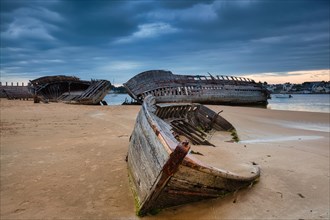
230,129 -> 239,142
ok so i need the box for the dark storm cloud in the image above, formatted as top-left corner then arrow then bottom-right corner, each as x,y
1,0 -> 329,84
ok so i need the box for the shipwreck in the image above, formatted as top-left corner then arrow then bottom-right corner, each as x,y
28,75 -> 111,105
127,95 -> 260,215
124,70 -> 270,105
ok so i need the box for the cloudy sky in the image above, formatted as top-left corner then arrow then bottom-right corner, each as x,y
1,0 -> 329,85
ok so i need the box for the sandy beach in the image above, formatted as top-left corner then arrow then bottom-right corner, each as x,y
1,98 -> 329,219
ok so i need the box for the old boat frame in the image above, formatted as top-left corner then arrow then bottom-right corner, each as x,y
28,75 -> 111,105
124,70 -> 270,105
127,95 -> 260,215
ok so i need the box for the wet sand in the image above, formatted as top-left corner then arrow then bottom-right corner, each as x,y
1,99 -> 329,219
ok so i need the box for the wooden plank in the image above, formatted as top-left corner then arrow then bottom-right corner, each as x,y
171,123 -> 201,145
128,109 -> 174,205
127,124 -> 154,200
138,142 -> 190,216
166,177 -> 227,196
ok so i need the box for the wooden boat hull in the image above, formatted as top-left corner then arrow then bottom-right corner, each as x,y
0,85 -> 33,100
127,96 -> 260,215
124,70 -> 269,105
28,75 -> 111,105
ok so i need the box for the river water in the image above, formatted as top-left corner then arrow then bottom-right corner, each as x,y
268,94 -> 329,113
104,93 -> 330,113
104,93 -> 132,105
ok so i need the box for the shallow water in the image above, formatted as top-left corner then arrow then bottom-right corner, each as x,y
267,94 -> 329,113
239,135 -> 324,144
278,121 -> 330,132
104,93 -> 131,105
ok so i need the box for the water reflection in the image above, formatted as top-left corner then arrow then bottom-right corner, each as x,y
104,93 -> 131,105
267,94 -> 329,113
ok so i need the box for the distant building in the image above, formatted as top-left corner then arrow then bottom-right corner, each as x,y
267,81 -> 330,94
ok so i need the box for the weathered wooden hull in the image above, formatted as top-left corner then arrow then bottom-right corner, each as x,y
127,96 -> 260,216
124,70 -> 269,105
28,75 -> 111,105
0,85 -> 33,100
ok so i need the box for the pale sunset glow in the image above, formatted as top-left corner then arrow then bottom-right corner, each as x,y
243,69 -> 330,84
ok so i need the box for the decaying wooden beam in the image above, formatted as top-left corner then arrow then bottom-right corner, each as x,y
171,124 -> 201,145
139,141 -> 190,216
207,110 -> 223,131
171,120 -> 214,146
